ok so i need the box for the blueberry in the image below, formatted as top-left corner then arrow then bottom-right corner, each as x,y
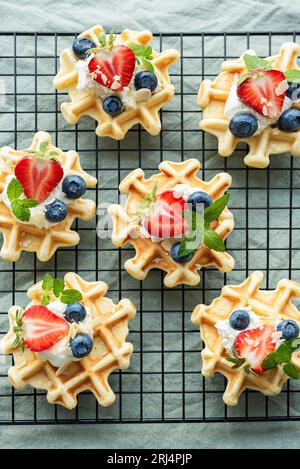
62,175 -> 86,199
102,95 -> 123,116
278,109 -> 300,132
229,310 -> 250,331
45,200 -> 68,222
134,71 -> 158,92
65,303 -> 86,323
72,37 -> 96,60
70,333 -> 93,359
286,84 -> 300,101
229,112 -> 258,138
187,191 -> 212,211
171,242 -> 194,264
277,320 -> 299,340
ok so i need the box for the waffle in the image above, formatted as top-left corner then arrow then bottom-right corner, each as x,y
108,159 -> 234,288
0,131 -> 97,262
53,25 -> 180,140
0,273 -> 136,410
192,271 -> 300,406
198,42 -> 300,168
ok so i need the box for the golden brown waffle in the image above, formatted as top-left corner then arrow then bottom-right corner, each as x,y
0,131 -> 97,262
198,42 -> 300,168
108,159 -> 234,288
54,25 -> 180,140
0,273 -> 136,410
192,271 -> 300,406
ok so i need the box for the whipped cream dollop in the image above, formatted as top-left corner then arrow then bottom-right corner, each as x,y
1,170 -> 73,229
224,84 -> 293,135
37,300 -> 93,368
76,55 -> 161,110
216,307 -> 284,353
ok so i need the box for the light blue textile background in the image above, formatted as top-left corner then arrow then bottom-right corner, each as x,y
1,0 -> 300,450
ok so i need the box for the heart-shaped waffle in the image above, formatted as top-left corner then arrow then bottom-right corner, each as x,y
192,271 -> 300,406
198,42 -> 300,168
0,131 -> 97,262
108,159 -> 234,288
54,25 -> 179,140
0,273 -> 136,410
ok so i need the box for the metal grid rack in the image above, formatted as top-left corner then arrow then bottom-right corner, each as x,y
1,31 -> 300,425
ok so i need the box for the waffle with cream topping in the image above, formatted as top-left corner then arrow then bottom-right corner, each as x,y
0,273 -> 136,410
191,271 -> 300,406
54,25 -> 180,140
0,131 -> 97,262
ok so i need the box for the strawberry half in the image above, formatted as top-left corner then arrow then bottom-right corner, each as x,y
234,325 -> 276,373
88,45 -> 135,91
237,69 -> 287,120
22,305 -> 70,352
15,157 -> 64,203
143,190 -> 188,239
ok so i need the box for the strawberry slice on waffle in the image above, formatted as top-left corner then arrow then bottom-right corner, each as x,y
88,45 -> 135,92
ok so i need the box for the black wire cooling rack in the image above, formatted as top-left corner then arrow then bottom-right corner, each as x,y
1,31 -> 300,425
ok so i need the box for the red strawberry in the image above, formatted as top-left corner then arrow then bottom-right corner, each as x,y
159,190 -> 186,209
237,69 -> 287,119
88,45 -> 135,91
15,157 -> 64,203
143,190 -> 188,239
234,325 -> 276,373
21,305 -> 70,352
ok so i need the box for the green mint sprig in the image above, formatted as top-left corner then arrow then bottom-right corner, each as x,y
12,309 -> 25,352
238,54 -> 272,85
41,273 -> 83,306
284,70 -> 300,84
26,142 -> 59,161
132,183 -> 158,219
179,193 -> 230,256
7,178 -> 39,222
127,43 -> 154,73
98,28 -> 115,51
262,338 -> 300,379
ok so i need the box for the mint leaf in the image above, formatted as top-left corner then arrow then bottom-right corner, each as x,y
292,338 -> 300,350
60,289 -> 83,304
39,142 -> 47,155
11,200 -> 30,222
109,28 -> 115,49
204,226 -> 225,252
276,341 -> 293,362
21,199 -> 39,208
128,43 -> 155,74
243,54 -> 271,71
283,363 -> 299,379
204,194 -> 230,224
42,273 -> 54,292
42,294 -> 51,306
285,70 -> 300,84
53,278 -> 65,297
141,58 -> 154,73
98,31 -> 106,47
7,178 -> 23,202
262,352 -> 280,370
178,210 -> 204,257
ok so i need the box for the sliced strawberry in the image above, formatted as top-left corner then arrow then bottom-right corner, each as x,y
234,325 -> 276,373
88,45 -> 135,91
143,190 -> 188,239
159,190 -> 186,209
15,157 -> 64,203
237,69 -> 287,119
22,305 -> 70,353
